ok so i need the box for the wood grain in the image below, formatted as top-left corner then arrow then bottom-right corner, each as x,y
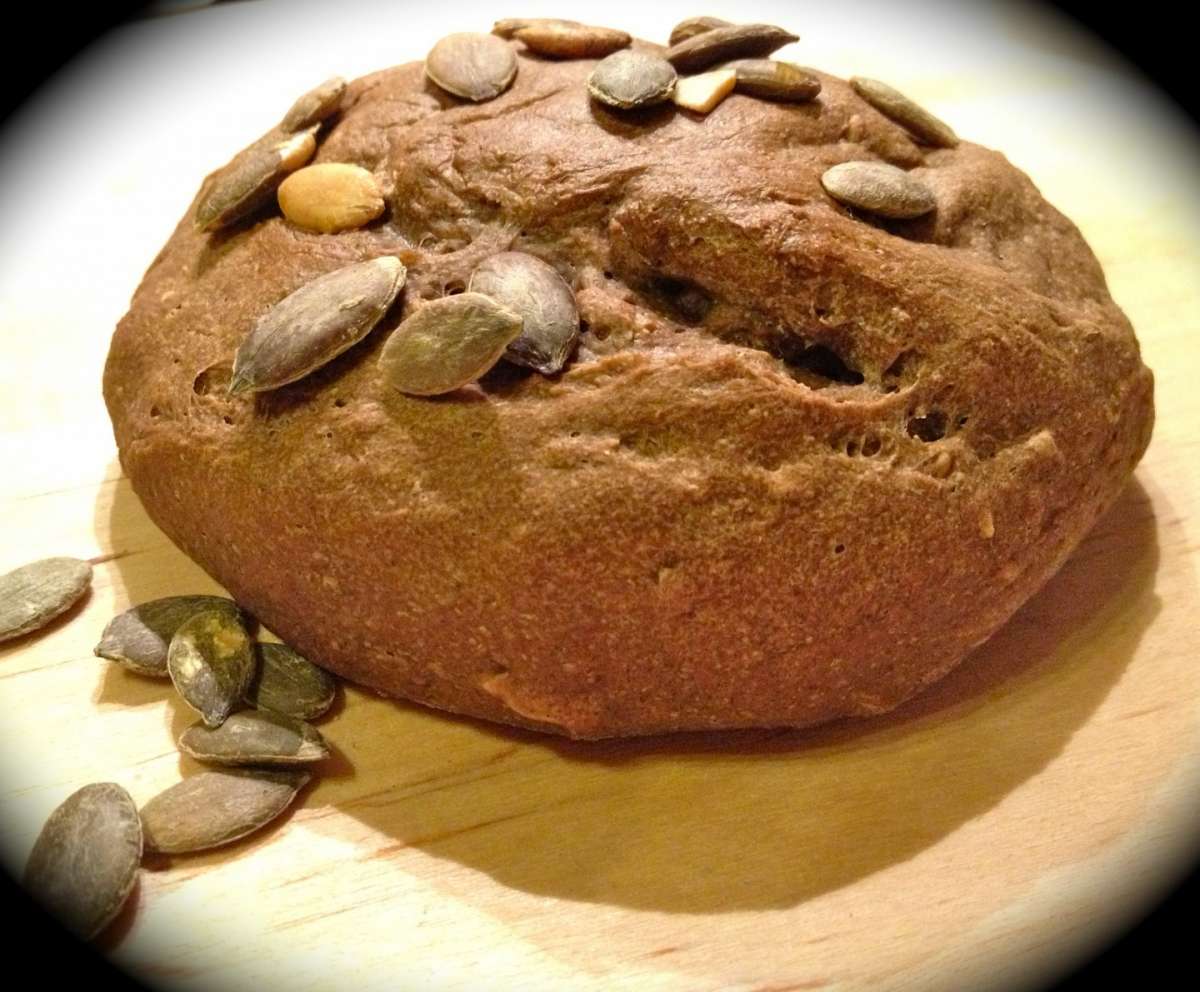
1,4 -> 1198,990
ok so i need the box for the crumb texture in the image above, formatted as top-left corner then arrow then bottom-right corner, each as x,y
103,44 -> 1153,738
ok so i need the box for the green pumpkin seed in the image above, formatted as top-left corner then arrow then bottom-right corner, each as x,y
95,595 -> 240,677
0,557 -> 92,643
588,50 -> 677,110
668,16 -> 733,47
821,161 -> 937,219
23,783 -> 142,940
470,252 -> 579,374
725,59 -> 822,102
379,292 -> 523,396
664,23 -> 798,74
179,710 -> 329,767
280,76 -> 347,132
140,769 -> 309,855
167,610 -> 256,728
245,641 -> 337,721
229,256 -> 406,395
425,32 -> 518,102
514,21 -> 631,59
195,128 -> 317,232
850,76 -> 959,149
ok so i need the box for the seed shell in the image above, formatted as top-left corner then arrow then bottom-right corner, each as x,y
23,783 -> 142,941
514,22 -> 631,59
95,595 -> 240,677
167,609 -> 256,728
139,769 -> 309,855
379,292 -> 523,396
850,76 -> 959,148
0,557 -> 92,643
280,76 -> 347,132
179,710 -> 329,767
194,128 -> 317,232
665,23 -> 798,74
820,161 -> 937,219
669,16 -> 733,47
229,256 -> 406,395
246,641 -> 337,721
277,163 -> 385,234
426,32 -> 518,102
588,50 -> 678,110
725,59 -> 821,102
469,252 -> 580,374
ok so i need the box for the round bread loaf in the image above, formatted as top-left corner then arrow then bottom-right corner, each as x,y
102,33 -> 1154,739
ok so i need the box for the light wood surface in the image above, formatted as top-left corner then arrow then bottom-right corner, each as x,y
2,3 -> 1198,990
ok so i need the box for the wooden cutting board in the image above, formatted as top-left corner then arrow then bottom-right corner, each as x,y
2,3 -> 1197,989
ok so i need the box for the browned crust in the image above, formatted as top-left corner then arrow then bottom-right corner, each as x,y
103,45 -> 1154,738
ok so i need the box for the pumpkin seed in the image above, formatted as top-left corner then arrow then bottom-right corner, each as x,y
195,128 -> 316,232
425,32 -> 518,102
167,609 -> 256,728
229,256 -> 406,395
178,710 -> 329,767
469,252 -> 579,374
820,161 -> 936,219
139,769 -> 309,855
668,16 -> 732,47
665,23 -> 798,74
492,18 -> 541,39
850,76 -> 959,148
514,21 -> 631,59
280,76 -> 347,132
0,557 -> 92,643
277,163 -> 385,234
23,783 -> 141,940
95,595 -> 240,677
245,641 -> 337,721
725,59 -> 821,102
588,50 -> 677,110
379,292 -> 523,396
672,68 -> 737,114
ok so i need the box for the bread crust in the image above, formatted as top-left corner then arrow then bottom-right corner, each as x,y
103,44 -> 1154,738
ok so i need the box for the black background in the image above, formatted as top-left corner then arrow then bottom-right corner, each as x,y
1,1 -> 1195,989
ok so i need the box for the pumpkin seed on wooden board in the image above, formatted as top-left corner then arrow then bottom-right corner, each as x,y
167,609 -> 256,728
820,161 -> 937,219
469,252 -> 580,374
179,710 -> 329,767
513,21 -> 631,59
280,76 -> 347,132
245,641 -> 337,721
426,32 -> 518,102
277,163 -> 385,234
672,68 -> 737,114
850,76 -> 959,148
95,595 -> 240,677
23,783 -> 142,941
665,23 -> 798,74
139,769 -> 309,855
379,292 -> 523,396
588,50 -> 677,110
724,59 -> 821,102
0,557 -> 92,643
229,256 -> 406,395
668,16 -> 732,47
194,128 -> 317,233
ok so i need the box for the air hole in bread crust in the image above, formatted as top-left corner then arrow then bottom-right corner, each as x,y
907,410 -> 948,442
771,340 -> 864,387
